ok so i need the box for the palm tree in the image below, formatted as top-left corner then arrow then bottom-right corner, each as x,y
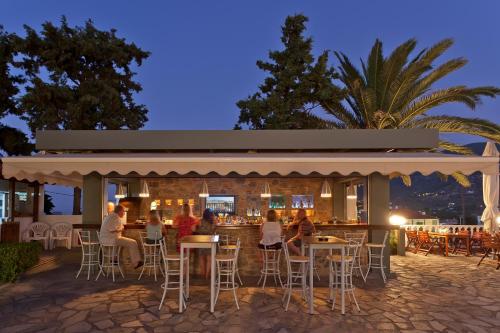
319,38 -> 500,185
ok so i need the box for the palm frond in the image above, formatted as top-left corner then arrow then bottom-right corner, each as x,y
437,140 -> 473,155
398,86 -> 500,125
410,115 -> 500,142
389,172 -> 412,186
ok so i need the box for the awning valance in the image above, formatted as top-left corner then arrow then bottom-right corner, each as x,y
1,152 -> 498,187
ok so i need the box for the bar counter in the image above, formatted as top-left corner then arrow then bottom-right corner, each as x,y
76,222 -> 396,277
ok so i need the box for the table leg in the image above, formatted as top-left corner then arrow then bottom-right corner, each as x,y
308,246 -> 314,315
179,244 -> 184,313
186,249 -> 190,298
210,243 -> 216,313
341,246 -> 345,315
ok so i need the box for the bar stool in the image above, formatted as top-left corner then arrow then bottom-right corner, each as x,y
158,239 -> 188,310
328,240 -> 361,311
75,230 -> 100,280
365,231 -> 389,283
257,244 -> 283,289
214,238 -> 241,310
344,232 -> 367,281
138,232 -> 163,281
219,235 -> 243,285
281,239 -> 309,311
95,232 -> 125,282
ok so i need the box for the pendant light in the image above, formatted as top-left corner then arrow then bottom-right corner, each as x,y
346,183 -> 357,200
260,182 -> 271,198
320,180 -> 332,198
139,180 -> 150,198
199,181 -> 209,198
114,183 -> 126,199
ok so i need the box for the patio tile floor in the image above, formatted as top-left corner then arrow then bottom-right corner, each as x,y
0,250 -> 499,333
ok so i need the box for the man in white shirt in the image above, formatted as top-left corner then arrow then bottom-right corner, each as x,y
100,205 -> 143,269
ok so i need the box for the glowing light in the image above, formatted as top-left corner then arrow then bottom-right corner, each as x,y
389,214 -> 407,226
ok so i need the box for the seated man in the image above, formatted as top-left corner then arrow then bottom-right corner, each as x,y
100,205 -> 143,269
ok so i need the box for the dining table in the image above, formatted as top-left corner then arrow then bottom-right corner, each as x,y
301,235 -> 349,315
428,232 -> 471,256
179,235 -> 219,313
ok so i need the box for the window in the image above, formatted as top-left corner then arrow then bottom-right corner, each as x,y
14,182 -> 34,217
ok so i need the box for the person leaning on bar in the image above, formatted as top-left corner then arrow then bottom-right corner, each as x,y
286,208 -> 316,256
258,209 -> 282,250
100,205 -> 143,269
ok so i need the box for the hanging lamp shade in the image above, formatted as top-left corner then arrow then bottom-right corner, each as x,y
139,180 -> 150,198
115,183 -> 126,199
320,180 -> 332,198
199,181 -> 209,198
261,182 -> 271,198
346,183 -> 357,200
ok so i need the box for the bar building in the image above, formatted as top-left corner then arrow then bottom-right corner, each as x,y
1,129 -> 498,274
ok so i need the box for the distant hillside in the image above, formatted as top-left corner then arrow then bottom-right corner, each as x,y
390,142 -> 498,224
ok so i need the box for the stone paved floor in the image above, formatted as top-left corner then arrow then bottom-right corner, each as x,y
0,250 -> 499,333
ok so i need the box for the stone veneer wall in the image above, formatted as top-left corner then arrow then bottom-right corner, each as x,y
128,177 -> 334,223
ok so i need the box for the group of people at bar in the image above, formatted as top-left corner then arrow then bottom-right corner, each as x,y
99,203 -> 315,277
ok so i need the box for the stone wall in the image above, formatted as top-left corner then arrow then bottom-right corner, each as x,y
123,177 -> 334,223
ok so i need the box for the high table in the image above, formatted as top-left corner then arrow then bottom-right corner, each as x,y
302,236 -> 349,315
179,235 -> 219,313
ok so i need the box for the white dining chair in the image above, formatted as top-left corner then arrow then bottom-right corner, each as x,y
50,223 -> 73,249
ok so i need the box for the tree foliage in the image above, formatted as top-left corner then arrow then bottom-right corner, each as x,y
0,26 -> 33,155
235,15 -> 344,129
321,38 -> 500,186
15,17 -> 150,134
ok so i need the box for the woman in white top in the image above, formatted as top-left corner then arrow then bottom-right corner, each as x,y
258,210 -> 282,250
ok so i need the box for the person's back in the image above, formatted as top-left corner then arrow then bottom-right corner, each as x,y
100,212 -> 122,245
261,222 -> 282,245
146,223 -> 162,241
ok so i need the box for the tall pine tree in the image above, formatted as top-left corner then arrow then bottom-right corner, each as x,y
16,17 -> 150,133
235,15 -> 343,129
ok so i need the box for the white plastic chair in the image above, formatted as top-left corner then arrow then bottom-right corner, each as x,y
50,223 -> 73,249
25,222 -> 50,250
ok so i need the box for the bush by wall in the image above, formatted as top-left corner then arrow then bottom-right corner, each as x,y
0,242 -> 42,282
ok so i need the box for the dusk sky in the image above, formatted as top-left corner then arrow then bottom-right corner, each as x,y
2,0 -> 500,212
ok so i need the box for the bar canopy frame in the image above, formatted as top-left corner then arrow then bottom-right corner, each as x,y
1,152 -> 497,188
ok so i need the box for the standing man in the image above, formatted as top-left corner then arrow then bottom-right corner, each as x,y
100,205 -> 143,269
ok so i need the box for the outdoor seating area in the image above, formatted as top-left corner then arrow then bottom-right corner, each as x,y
405,228 -> 500,269
72,229 -> 378,316
1,247 -> 499,333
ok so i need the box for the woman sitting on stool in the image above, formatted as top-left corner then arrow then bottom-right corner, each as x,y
287,208 -> 315,256
146,210 -> 167,244
258,210 -> 282,250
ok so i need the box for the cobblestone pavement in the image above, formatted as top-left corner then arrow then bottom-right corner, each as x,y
0,250 -> 499,333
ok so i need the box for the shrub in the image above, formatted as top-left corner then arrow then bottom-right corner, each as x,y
0,242 -> 42,282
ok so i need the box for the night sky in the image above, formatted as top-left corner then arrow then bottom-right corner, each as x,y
2,0 -> 499,212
